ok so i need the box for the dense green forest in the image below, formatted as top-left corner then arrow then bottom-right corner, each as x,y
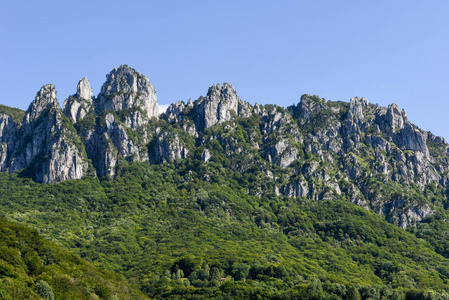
2,158 -> 449,299
0,217 -> 147,299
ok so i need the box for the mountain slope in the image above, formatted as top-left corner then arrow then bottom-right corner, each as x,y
0,217 -> 147,299
1,163 -> 449,298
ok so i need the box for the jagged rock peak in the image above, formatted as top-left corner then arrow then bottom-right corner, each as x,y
296,94 -> 326,121
25,84 -> 58,124
349,97 -> 369,120
386,103 -> 408,131
63,77 -> 94,123
165,101 -> 186,123
76,77 -> 93,101
9,84 -> 89,183
97,65 -> 158,119
195,82 -> 251,132
207,82 -> 238,100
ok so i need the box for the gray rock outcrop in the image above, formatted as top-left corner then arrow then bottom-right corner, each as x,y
104,113 -> 148,162
9,84 -> 89,183
74,65 -> 159,177
63,77 -> 94,123
193,83 -> 252,133
97,65 -> 158,122
154,131 -> 189,163
0,114 -> 18,170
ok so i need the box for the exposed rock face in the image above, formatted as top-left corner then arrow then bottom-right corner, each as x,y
379,103 -> 428,154
0,114 -> 18,170
294,94 -> 326,123
165,101 -> 186,123
104,113 -> 148,162
283,179 -> 309,198
192,83 -> 252,133
285,94 -> 448,227
97,65 -> 158,122
384,196 -> 434,229
162,83 -> 252,137
259,105 -> 302,168
153,132 -> 189,163
72,65 -> 159,177
386,103 -> 407,132
63,77 -> 94,123
349,97 -> 369,120
158,87 -> 448,228
196,83 -> 239,131
8,85 -> 89,183
201,149 -> 211,162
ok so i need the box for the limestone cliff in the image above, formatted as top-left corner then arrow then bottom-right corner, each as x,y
72,65 -> 159,177
97,65 -> 158,123
63,77 -> 94,123
8,85 -> 89,183
163,82 -> 252,135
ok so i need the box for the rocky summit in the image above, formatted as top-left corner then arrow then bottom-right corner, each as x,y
0,65 -> 448,229
1,84 -> 88,183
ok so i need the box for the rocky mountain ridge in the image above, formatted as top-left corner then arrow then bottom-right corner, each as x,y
1,65 -> 448,228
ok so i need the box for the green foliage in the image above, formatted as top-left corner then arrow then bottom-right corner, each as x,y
0,217 -> 147,299
0,282 -> 6,299
0,104 -> 25,124
427,139 -> 448,159
1,159 -> 449,298
346,285 -> 361,300
232,263 -> 251,281
35,280 -> 54,300
74,107 -> 96,130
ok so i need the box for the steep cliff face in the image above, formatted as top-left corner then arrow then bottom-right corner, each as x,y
0,114 -> 18,170
159,87 -> 449,227
103,113 -> 148,161
259,105 -> 302,168
63,77 -> 94,123
7,85 -> 89,183
287,95 -> 447,227
164,82 -> 252,135
153,131 -> 189,163
70,65 -> 159,177
194,83 -> 252,132
97,65 -> 158,122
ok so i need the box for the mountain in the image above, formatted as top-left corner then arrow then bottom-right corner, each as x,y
1,65 -> 449,298
2,65 -> 447,228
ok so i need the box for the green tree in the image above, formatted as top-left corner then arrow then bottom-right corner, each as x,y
231,263 -> 250,281
307,278 -> 323,297
35,280 -> 54,300
211,267 -> 221,281
0,281 -> 7,299
346,286 -> 361,300
174,269 -> 184,279
199,264 -> 210,280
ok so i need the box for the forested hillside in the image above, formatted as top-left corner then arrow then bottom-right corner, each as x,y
1,162 -> 449,299
0,217 -> 147,299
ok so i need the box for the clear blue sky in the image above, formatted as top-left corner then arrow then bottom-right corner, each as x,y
1,1 -> 448,139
